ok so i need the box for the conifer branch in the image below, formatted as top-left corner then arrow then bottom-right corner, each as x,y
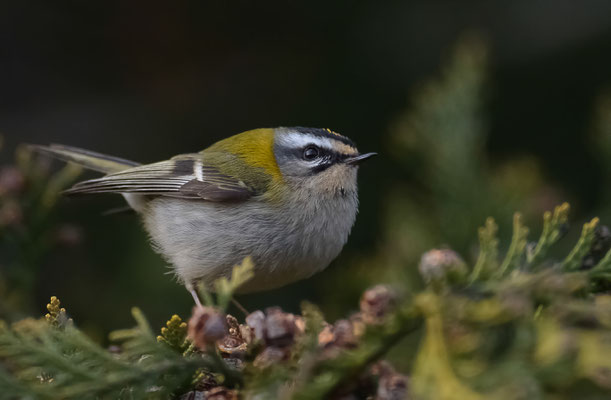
289,302 -> 422,400
527,203 -> 570,268
470,217 -> 499,282
213,257 -> 255,311
563,218 -> 599,271
497,212 -> 529,277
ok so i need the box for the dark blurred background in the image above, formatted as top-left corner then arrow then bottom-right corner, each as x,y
1,1 -> 611,339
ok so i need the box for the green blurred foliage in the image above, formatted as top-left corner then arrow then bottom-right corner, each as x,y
320,36 -> 569,317
1,6 -> 611,398
3,203 -> 611,398
0,146 -> 81,320
4,28 -> 611,333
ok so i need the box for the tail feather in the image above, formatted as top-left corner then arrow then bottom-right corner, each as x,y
30,144 -> 140,174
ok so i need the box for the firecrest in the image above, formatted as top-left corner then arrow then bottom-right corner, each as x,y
34,127 -> 376,302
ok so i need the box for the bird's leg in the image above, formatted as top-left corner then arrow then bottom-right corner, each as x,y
190,289 -> 203,308
188,282 -> 203,308
188,281 -> 247,315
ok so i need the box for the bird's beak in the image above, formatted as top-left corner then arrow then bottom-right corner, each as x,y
345,152 -> 378,165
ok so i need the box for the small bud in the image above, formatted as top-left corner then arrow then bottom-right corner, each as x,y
331,319 -> 358,348
246,307 -> 300,348
238,323 -> 255,346
245,310 -> 266,342
418,248 -> 467,286
226,314 -> 240,335
377,371 -> 409,400
158,314 -> 188,351
360,285 -> 397,324
217,335 -> 247,356
320,319 -> 361,359
264,307 -> 299,347
188,306 -> 228,351
216,314 -> 249,357
45,296 -> 73,328
372,361 -> 410,400
192,371 -> 218,392
253,346 -> 289,368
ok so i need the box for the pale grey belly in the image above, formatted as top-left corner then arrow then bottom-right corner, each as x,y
141,196 -> 357,292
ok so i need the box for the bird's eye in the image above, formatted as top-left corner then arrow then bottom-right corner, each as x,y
303,146 -> 320,160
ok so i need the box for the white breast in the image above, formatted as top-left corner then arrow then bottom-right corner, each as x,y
142,190 -> 358,293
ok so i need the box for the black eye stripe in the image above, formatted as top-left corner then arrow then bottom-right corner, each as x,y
305,150 -> 352,164
307,152 -> 355,174
275,143 -> 354,172
304,146 -> 347,160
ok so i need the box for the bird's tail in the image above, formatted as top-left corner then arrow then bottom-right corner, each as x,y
30,144 -> 141,174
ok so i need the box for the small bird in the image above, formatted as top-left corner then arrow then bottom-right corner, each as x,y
33,127 -> 376,303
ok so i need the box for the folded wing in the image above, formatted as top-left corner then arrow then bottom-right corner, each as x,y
65,154 -> 253,202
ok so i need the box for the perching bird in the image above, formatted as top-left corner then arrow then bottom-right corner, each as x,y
33,127 -> 376,303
